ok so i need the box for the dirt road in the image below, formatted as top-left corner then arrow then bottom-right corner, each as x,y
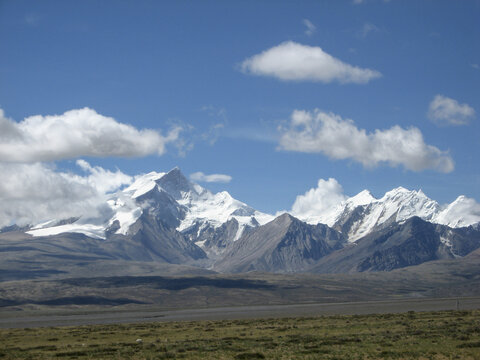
1,296 -> 479,329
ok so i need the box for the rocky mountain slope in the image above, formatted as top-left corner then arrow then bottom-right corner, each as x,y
214,213 -> 346,273
309,216 -> 480,273
2,167 -> 480,276
23,167 -> 273,261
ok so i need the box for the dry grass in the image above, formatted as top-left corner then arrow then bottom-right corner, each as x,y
1,310 -> 480,359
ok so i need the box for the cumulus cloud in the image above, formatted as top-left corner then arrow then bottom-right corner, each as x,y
435,196 -> 480,228
0,161 -> 132,228
0,109 -> 22,140
240,41 -> 381,84
303,19 -> 316,36
428,95 -> 475,126
290,178 -> 347,222
75,159 -> 133,194
0,107 -> 181,163
190,172 -> 232,183
278,109 -> 454,173
435,195 -> 480,227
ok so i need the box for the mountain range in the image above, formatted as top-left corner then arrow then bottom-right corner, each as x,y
1,167 -> 480,278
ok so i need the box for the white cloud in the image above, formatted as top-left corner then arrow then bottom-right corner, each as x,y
190,172 -> 232,183
303,19 -> 316,36
0,109 -> 22,140
200,105 -> 227,120
75,159 -> 132,194
0,161 -> 132,227
358,22 -> 379,38
240,41 -> 381,84
199,105 -> 227,145
0,107 -> 181,162
428,95 -> 475,126
435,196 -> 480,228
278,109 -> 454,173
290,178 -> 347,222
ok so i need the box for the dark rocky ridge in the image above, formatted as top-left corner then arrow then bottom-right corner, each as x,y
309,217 -> 480,273
214,213 -> 346,273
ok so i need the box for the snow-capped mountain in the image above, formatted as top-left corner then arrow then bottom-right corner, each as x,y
292,189 -> 375,228
3,167 -> 480,275
215,215 -> 480,274
434,195 -> 480,228
294,187 -> 480,242
26,169 -> 480,247
27,167 -> 273,255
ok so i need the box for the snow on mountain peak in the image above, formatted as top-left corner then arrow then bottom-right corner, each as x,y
22,169 -> 480,244
290,181 -> 457,242
347,190 -> 375,207
28,167 -> 273,242
124,171 -> 165,199
389,186 -> 409,193
434,195 -> 480,228
382,186 -> 414,200
341,187 -> 441,241
175,185 -> 272,234
378,187 -> 440,222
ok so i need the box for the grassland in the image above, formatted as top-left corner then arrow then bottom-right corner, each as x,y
1,310 -> 480,359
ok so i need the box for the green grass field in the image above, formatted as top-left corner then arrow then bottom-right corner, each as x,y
1,310 -> 480,359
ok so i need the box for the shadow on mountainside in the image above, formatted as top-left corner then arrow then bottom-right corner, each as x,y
60,276 -> 276,291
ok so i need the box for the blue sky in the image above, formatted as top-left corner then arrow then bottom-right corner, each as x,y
0,0 -> 479,218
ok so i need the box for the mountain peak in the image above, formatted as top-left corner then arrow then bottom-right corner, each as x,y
274,212 -> 301,227
156,167 -> 192,198
382,187 -> 430,202
453,195 -> 468,203
165,166 -> 184,178
348,189 -> 375,207
385,186 -> 410,196
124,171 -> 165,199
433,194 -> 480,228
